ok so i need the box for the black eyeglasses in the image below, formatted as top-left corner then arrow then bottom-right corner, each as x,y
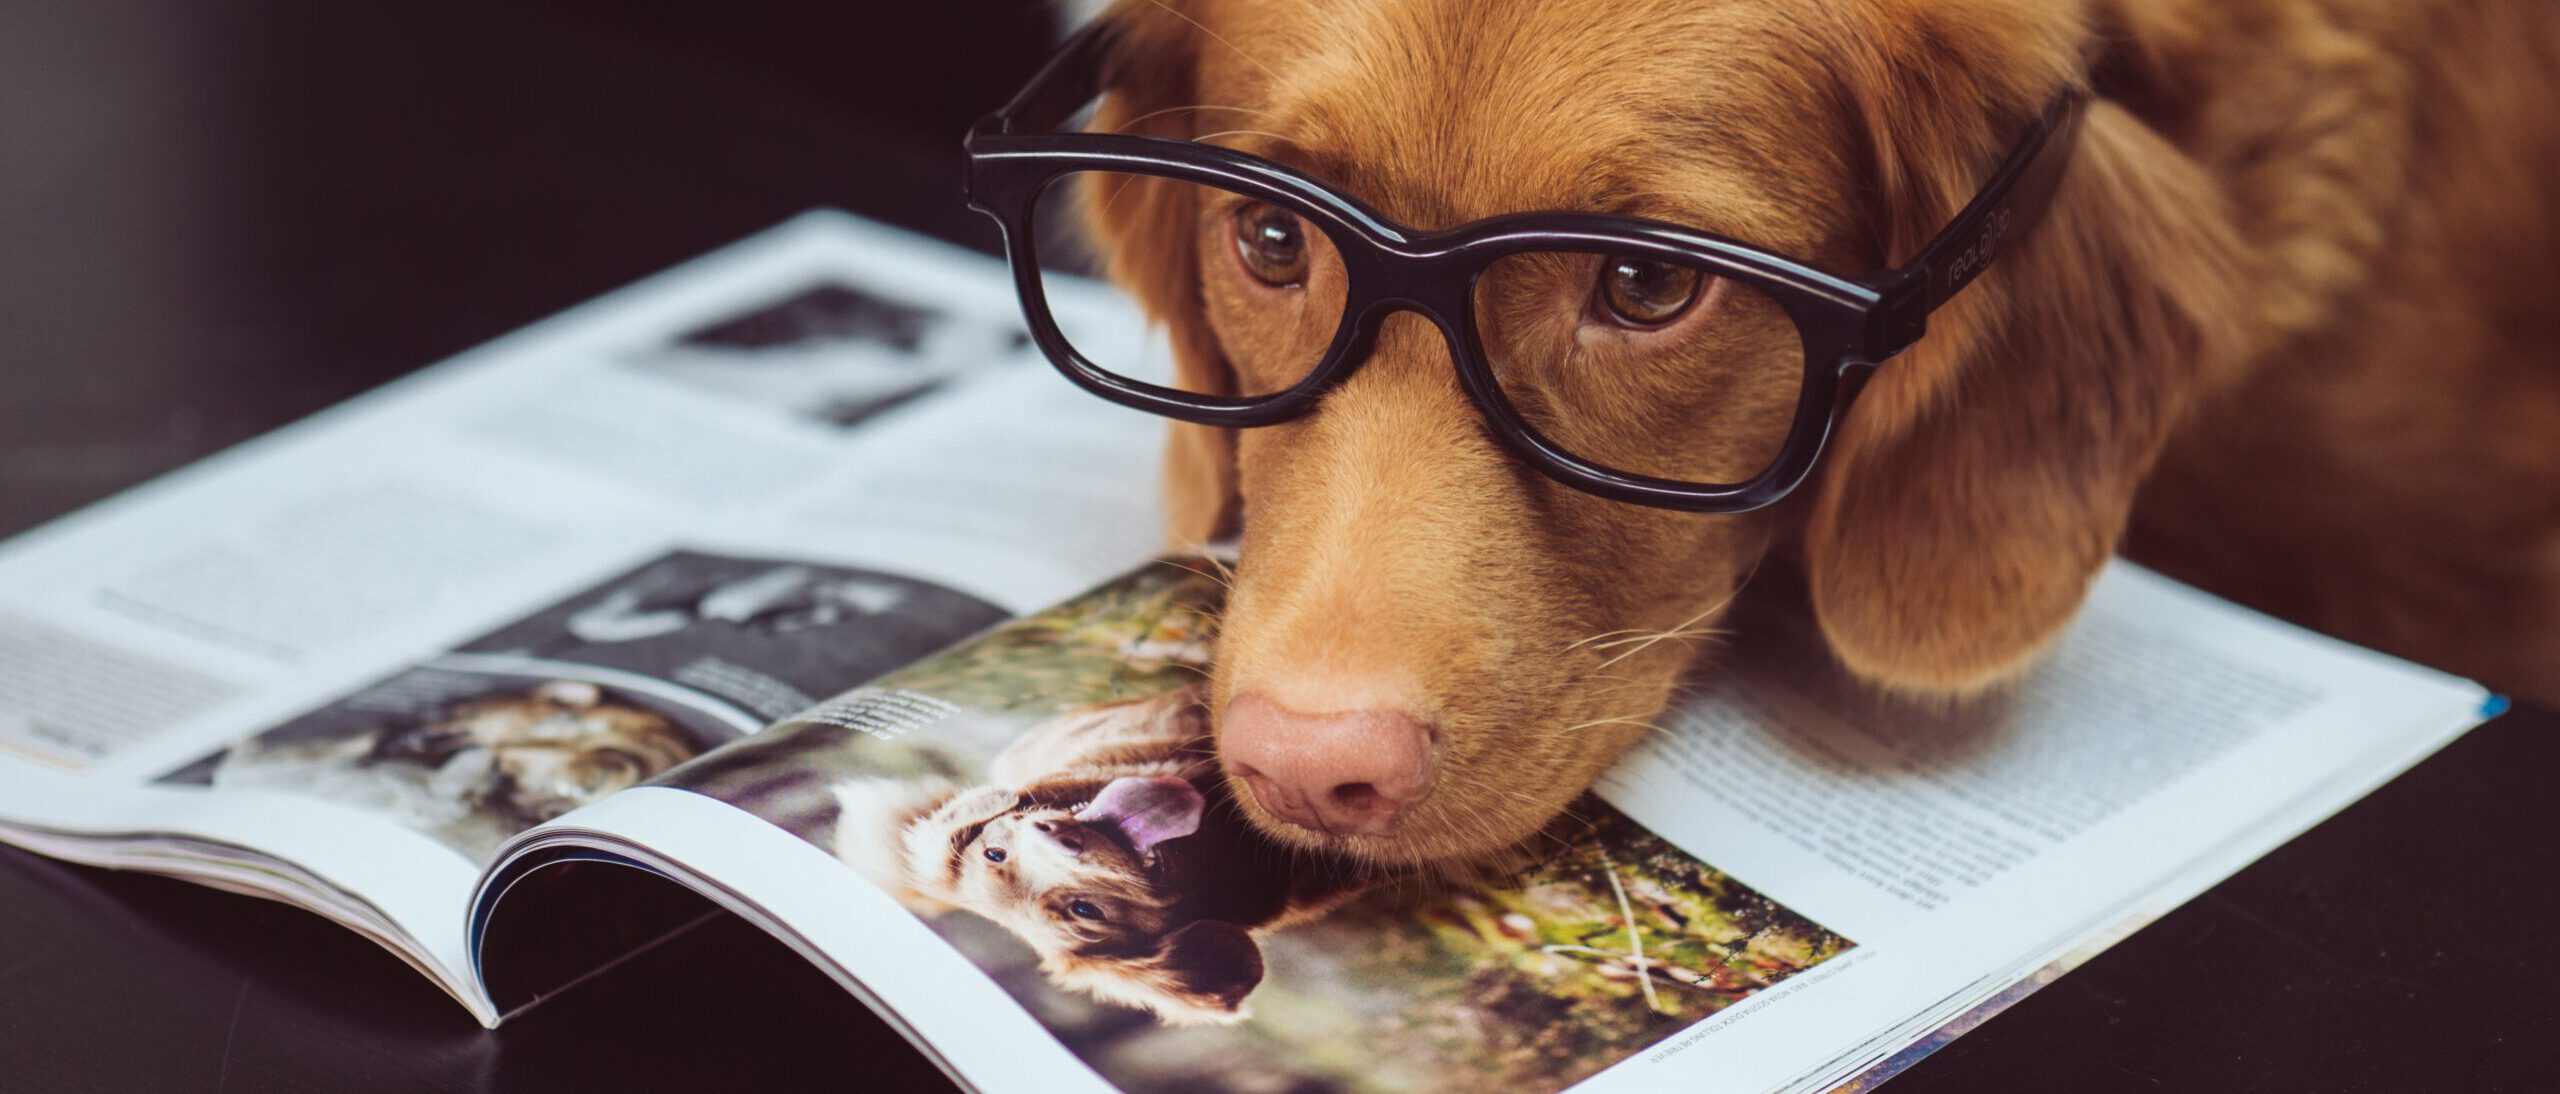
966,21 -> 2085,513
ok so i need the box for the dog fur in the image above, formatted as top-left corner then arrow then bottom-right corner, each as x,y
1071,0 -> 2560,867
211,680 -> 698,858
832,685 -> 1368,1023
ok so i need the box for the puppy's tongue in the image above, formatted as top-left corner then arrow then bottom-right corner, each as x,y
1074,776 -> 1204,853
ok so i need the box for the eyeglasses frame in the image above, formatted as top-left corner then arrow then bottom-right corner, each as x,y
964,20 -> 2086,513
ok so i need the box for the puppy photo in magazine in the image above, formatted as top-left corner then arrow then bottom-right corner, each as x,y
663,561 -> 1855,1093
175,675 -> 708,862
161,549 -> 1007,861
834,683 -> 1369,1025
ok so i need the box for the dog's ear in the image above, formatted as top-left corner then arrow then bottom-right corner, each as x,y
1049,919 -> 1265,1025
1143,919 -> 1264,1021
832,776 -> 964,916
1803,4 -> 2250,692
1083,2 -> 1243,547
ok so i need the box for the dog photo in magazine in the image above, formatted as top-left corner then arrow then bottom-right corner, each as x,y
160,548 -> 1009,862
663,559 -> 1854,1093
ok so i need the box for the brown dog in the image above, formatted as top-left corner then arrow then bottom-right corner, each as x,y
1069,0 -> 2560,868
833,685 -> 1367,1023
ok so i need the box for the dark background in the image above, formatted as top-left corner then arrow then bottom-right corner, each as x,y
1,1 -> 2553,1091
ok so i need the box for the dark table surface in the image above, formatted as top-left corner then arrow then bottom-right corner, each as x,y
2,1 -> 2553,1091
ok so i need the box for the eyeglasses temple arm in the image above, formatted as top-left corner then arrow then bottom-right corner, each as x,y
984,18 -> 1118,138
1863,92 -> 2088,359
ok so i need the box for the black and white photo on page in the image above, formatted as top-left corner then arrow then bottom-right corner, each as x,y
623,275 -> 1036,432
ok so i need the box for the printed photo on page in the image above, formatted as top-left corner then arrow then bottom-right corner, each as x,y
159,548 -> 1008,862
622,275 -> 1033,432
654,559 -> 1853,1094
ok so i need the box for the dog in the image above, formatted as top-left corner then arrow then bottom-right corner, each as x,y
212,679 -> 700,857
833,684 -> 1367,1024
1066,0 -> 2560,868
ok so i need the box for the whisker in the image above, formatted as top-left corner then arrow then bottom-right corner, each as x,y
1597,617 -> 1737,649
1107,102 -> 1283,134
1573,687 -> 1671,709
1192,127 -> 1298,148
1194,551 -> 1240,586
1168,560 -> 1235,593
1594,626 -> 1731,671
1584,625 -> 1722,652
1568,512 -> 1781,664
1089,172 -> 1146,227
1146,0 -> 1285,86
1565,627 -> 1656,652
1560,716 -> 1665,734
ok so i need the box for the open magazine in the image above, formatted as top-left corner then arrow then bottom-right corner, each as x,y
0,212 -> 2498,1094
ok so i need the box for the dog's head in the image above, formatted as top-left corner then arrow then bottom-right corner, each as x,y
380,681 -> 699,825
837,771 -> 1263,1024
1072,0 -> 2249,865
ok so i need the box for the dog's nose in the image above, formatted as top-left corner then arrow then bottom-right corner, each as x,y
1220,691 -> 1435,837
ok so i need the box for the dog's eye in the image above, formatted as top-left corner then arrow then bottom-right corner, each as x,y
1232,202 -> 1309,287
982,847 -> 1007,864
1596,256 -> 1702,328
1068,899 -> 1107,922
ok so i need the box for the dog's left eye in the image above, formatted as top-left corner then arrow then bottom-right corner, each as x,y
1232,202 -> 1310,287
1068,899 -> 1107,921
982,847 -> 1007,863
1595,256 -> 1702,328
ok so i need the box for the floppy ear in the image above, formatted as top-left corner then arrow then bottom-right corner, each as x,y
1049,919 -> 1265,1025
1143,919 -> 1264,1021
1082,2 -> 1244,547
1804,5 -> 2251,692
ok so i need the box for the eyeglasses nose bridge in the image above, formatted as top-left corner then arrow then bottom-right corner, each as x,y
1330,279 -> 1478,382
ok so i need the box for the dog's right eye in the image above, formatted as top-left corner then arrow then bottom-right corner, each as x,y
982,847 -> 1007,863
1595,255 -> 1703,328
1232,203 -> 1309,287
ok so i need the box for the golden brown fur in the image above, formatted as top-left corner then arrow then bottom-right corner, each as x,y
1077,0 -> 2560,866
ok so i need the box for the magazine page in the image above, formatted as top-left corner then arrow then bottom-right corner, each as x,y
489,555 -> 2488,1094
1589,564 -> 2493,1094
0,210 -> 1170,1019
